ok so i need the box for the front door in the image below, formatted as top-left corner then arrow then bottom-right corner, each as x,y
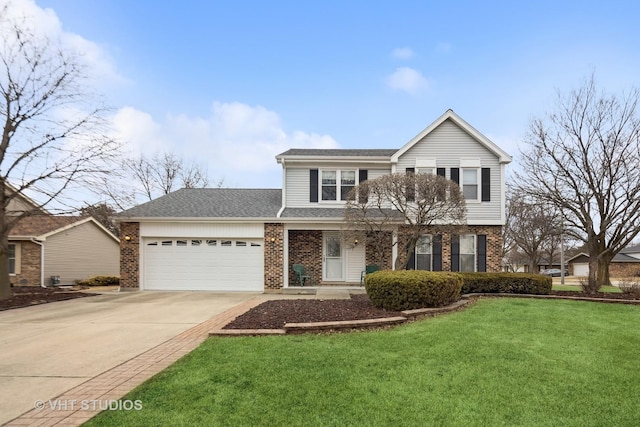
323,233 -> 344,281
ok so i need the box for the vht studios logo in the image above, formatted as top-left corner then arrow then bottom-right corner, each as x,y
34,399 -> 143,411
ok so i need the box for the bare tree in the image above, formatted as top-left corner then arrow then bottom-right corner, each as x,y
504,193 -> 561,273
344,173 -> 466,270
125,152 -> 211,202
0,10 -> 120,298
79,202 -> 119,237
517,75 -> 640,293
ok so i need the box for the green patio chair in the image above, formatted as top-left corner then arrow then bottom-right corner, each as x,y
360,264 -> 380,285
292,264 -> 313,286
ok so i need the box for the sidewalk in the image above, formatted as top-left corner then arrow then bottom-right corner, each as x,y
4,296 -> 265,426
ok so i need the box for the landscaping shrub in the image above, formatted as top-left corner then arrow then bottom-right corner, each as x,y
365,270 -> 463,311
618,278 -> 640,298
75,276 -> 120,286
460,272 -> 551,295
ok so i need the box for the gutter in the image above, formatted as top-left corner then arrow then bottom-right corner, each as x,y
30,238 -> 45,288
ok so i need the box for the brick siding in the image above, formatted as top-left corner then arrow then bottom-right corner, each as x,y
10,240 -> 41,286
120,222 -> 140,289
264,223 -> 284,290
288,230 -> 322,286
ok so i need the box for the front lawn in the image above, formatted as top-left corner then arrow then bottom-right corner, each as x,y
86,298 -> 640,426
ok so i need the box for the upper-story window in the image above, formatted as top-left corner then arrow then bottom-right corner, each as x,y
321,170 -> 356,201
462,168 -> 479,200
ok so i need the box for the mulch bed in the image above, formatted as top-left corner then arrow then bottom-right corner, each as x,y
224,293 -> 403,330
0,286 -> 97,311
225,290 -> 640,330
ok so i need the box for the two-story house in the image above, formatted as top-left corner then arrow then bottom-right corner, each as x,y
118,110 -> 512,292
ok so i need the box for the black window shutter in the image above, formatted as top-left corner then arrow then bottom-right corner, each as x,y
477,235 -> 487,272
358,169 -> 368,202
406,248 -> 416,270
450,168 -> 459,185
451,235 -> 460,272
406,168 -> 415,202
481,168 -> 491,202
433,235 -> 443,271
436,168 -> 445,177
310,169 -> 318,203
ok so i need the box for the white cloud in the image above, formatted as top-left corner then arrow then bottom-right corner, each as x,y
391,47 -> 414,60
386,67 -> 430,95
112,102 -> 340,187
1,0 -> 126,86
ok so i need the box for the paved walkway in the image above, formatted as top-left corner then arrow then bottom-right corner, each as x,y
5,296 -> 265,426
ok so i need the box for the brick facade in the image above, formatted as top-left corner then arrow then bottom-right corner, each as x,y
365,231 -> 393,270
288,230 -> 322,287
120,222 -> 140,289
264,223 -> 284,290
609,262 -> 640,278
10,240 -> 41,286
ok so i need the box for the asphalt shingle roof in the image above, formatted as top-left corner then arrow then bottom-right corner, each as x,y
118,188 -> 282,218
277,148 -> 397,157
9,216 -> 82,236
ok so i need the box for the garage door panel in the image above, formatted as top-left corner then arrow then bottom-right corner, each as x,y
143,238 -> 264,291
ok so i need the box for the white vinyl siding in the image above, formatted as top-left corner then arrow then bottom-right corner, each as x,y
140,222 -> 263,238
346,242 -> 366,282
396,119 -> 502,224
44,222 -> 119,285
284,167 -> 392,208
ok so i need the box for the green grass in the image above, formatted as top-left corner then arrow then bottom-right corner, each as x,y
552,284 -> 622,293
86,299 -> 640,427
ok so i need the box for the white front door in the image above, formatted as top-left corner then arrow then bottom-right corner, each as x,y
323,233 -> 344,281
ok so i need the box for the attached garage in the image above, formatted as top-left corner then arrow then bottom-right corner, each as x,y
140,221 -> 266,291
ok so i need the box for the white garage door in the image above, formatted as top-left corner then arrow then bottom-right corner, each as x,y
143,238 -> 264,291
573,263 -> 589,276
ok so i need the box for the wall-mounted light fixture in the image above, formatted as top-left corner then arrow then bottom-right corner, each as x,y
269,237 -> 276,243
124,235 -> 132,241
354,239 -> 359,246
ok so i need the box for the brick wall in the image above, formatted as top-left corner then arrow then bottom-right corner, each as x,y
365,231 -> 393,270
10,240 -> 41,286
120,222 -> 140,289
264,223 -> 284,290
610,262 -> 640,278
288,230 -> 322,286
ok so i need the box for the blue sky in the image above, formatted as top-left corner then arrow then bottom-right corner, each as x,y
14,0 -> 640,190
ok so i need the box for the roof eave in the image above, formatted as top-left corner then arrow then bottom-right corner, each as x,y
115,217 -> 279,223
276,155 -> 393,164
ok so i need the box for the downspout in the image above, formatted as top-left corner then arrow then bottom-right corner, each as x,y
30,238 -> 45,288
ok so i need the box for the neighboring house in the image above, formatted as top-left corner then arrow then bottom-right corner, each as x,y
568,245 -> 640,277
118,109 -> 512,292
9,216 -> 121,286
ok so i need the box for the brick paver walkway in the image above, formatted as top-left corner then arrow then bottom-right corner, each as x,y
5,297 -> 264,427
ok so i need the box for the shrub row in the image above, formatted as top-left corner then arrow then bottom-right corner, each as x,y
365,270 -> 463,311
75,276 -> 120,287
459,272 -> 552,295
365,271 -> 552,311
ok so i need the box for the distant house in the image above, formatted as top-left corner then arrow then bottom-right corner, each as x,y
118,109 -> 512,292
568,245 -> 640,277
9,216 -> 120,286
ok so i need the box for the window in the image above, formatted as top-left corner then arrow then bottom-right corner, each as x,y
191,240 -> 202,246
462,169 -> 479,200
251,242 -> 261,247
147,241 -> 158,246
321,170 -> 356,201
176,240 -> 187,246
206,240 -> 217,246
8,244 -> 16,275
415,236 -> 432,271
161,240 -> 173,246
236,241 -> 247,247
460,235 -> 476,272
221,240 -> 232,247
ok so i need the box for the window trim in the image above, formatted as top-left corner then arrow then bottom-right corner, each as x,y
318,168 -> 358,202
461,168 -> 481,202
8,243 -> 20,275
459,234 -> 477,272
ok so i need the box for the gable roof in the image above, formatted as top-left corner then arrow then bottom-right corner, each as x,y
567,251 -> 640,264
118,188 -> 282,219
276,148 -> 396,163
9,216 -> 119,243
390,109 -> 513,164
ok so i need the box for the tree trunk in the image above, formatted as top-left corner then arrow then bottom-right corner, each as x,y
596,256 -> 612,289
0,192 -> 10,300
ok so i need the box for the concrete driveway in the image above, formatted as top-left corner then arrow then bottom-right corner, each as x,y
0,290 -> 259,425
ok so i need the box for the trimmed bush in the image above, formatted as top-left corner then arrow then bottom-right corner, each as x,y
365,270 -> 463,311
75,275 -> 120,287
460,272 -> 551,295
